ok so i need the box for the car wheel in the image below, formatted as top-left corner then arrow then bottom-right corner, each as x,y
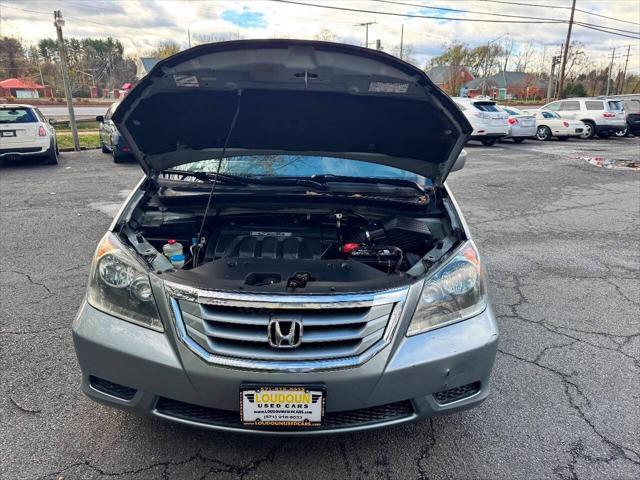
113,150 -> 125,163
101,140 -> 110,153
614,127 -> 628,137
481,138 -> 497,146
44,141 -> 58,165
558,136 -> 569,141
536,126 -> 551,141
580,121 -> 595,139
513,138 -> 525,143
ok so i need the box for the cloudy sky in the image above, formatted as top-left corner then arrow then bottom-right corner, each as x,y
1,0 -> 638,71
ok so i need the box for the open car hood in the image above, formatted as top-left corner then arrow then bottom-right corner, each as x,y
113,40 -> 471,185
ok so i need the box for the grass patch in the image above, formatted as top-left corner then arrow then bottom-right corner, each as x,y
57,132 -> 101,150
55,121 -> 100,132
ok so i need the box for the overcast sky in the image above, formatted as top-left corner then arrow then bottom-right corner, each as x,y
1,0 -> 638,71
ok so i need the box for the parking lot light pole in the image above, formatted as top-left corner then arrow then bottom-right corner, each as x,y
53,10 -> 80,152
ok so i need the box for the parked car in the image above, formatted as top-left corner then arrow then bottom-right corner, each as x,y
96,102 -> 132,163
497,106 -> 536,142
522,109 -> 585,141
0,104 -> 58,164
452,97 -> 509,145
72,40 -> 498,435
615,99 -> 640,137
539,97 -> 626,139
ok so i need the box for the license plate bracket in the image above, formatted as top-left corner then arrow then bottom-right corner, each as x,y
240,385 -> 326,427
1,130 -> 16,137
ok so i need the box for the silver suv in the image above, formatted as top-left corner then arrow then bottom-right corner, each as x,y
540,97 -> 626,139
72,40 -> 498,435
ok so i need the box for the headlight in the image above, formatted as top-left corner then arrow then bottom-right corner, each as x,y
87,233 -> 163,331
407,241 -> 487,336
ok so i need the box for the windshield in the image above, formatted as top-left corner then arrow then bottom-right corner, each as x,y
0,107 -> 37,124
502,107 -> 521,115
173,155 -> 431,185
473,102 -> 500,112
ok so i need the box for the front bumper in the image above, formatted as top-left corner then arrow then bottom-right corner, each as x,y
73,295 -> 499,435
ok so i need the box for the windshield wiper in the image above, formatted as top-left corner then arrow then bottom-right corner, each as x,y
162,171 -> 328,190
310,174 -> 426,193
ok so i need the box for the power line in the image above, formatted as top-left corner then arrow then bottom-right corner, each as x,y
268,0 -> 564,23
473,0 -> 640,26
374,0 -> 640,36
373,0 -> 566,23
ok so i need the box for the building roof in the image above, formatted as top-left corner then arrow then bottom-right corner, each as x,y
0,78 -> 45,89
135,57 -> 161,79
465,71 -> 547,90
424,65 -> 473,84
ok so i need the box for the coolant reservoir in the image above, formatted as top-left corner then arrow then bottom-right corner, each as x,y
162,239 -> 184,268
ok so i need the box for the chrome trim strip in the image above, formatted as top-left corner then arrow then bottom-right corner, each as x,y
164,281 -> 409,309
167,286 -> 409,372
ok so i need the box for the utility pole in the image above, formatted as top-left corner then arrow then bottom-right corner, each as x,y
356,21 -> 376,48
618,45 -> 631,95
557,0 -> 576,100
399,24 -> 404,60
54,10 -> 79,151
606,47 -> 616,96
545,53 -> 561,102
188,29 -> 191,48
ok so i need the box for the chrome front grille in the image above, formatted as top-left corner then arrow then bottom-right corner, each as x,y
166,282 -> 409,372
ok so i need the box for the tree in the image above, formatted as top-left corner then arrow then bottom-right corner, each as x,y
147,40 -> 181,59
314,29 -> 336,42
0,36 -> 29,79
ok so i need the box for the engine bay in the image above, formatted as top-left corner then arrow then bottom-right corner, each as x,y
126,201 -> 456,293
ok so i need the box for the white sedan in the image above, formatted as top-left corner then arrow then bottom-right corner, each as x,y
523,109 -> 585,141
0,104 -> 58,164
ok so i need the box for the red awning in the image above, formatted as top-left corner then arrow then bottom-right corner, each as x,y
121,83 -> 132,90
0,78 -> 45,89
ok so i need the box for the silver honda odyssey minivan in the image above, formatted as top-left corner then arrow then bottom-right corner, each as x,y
72,40 -> 498,435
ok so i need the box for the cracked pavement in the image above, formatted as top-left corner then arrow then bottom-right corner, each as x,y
1,137 -> 639,479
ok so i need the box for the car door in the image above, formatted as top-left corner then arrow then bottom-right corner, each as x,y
99,106 -> 112,145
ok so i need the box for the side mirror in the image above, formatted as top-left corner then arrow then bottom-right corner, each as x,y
451,149 -> 467,172
95,115 -> 104,123
48,118 -> 57,125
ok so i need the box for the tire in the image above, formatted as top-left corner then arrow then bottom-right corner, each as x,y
614,127 -> 628,137
113,150 -> 125,163
481,138 -> 497,146
44,141 -> 58,165
513,138 -> 525,143
536,126 -> 551,141
101,140 -> 110,153
580,121 -> 595,139
558,136 -> 569,141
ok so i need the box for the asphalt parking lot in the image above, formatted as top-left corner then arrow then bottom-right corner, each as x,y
1,136 -> 639,480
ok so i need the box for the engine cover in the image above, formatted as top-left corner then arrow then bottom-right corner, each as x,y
205,226 -> 334,261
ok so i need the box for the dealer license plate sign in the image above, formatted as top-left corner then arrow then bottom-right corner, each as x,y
240,386 -> 324,427
1,131 -> 16,137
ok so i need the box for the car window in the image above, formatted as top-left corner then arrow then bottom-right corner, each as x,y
473,102 -> 500,112
502,107 -> 520,115
607,100 -> 623,111
104,107 -> 112,121
175,155 -> 431,185
560,101 -> 580,111
34,109 -> 47,122
0,107 -> 37,124
541,111 -> 559,119
623,100 -> 640,113
585,101 -> 604,111
544,102 -> 561,111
